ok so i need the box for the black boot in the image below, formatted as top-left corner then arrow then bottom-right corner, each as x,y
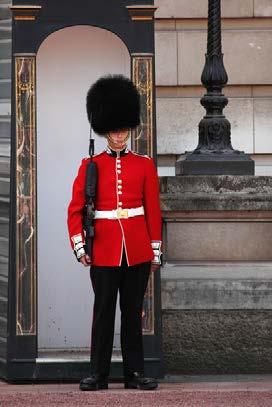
124,372 -> 158,390
79,374 -> 108,391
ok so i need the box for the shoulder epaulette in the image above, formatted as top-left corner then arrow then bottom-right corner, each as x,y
130,150 -> 151,159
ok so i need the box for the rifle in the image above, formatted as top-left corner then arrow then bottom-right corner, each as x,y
83,137 -> 98,258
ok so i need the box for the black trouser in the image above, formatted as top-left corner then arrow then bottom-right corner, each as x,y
89,249 -> 151,379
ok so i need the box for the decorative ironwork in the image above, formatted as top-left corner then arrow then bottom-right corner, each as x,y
177,0 -> 254,175
15,55 -> 37,335
131,55 -> 153,157
132,54 -> 155,334
196,0 -> 236,154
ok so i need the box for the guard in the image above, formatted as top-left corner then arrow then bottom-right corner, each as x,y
67,75 -> 162,391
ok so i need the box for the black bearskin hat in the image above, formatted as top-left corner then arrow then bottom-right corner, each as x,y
86,74 -> 140,135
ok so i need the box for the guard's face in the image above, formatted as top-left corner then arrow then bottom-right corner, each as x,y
108,129 -> 130,149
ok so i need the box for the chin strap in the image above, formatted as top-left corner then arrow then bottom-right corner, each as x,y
107,131 -> 130,149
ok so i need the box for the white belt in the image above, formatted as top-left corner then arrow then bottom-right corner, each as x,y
94,206 -> 144,219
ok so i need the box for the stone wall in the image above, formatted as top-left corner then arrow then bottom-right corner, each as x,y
160,175 -> 272,373
162,310 -> 272,374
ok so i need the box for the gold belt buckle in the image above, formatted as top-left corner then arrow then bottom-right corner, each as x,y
117,208 -> 128,219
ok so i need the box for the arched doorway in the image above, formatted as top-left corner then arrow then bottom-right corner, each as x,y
36,25 -> 130,356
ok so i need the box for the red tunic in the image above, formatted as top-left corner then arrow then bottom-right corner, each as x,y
67,147 -> 162,266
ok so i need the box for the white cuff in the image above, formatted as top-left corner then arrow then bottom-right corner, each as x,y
71,233 -> 86,260
151,240 -> 162,265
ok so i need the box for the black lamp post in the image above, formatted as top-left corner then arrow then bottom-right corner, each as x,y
176,0 -> 254,175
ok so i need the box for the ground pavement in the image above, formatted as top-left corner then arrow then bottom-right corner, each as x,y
0,374 -> 272,406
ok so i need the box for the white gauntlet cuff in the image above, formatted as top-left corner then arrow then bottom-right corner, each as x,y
71,234 -> 86,260
151,240 -> 162,265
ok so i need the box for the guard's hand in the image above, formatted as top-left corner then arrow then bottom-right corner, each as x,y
151,263 -> 160,273
80,254 -> 91,267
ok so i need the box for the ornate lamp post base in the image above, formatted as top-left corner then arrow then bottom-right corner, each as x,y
177,0 -> 254,176
176,152 -> 254,175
